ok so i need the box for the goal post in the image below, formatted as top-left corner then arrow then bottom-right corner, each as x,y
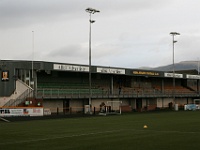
105,101 -> 122,115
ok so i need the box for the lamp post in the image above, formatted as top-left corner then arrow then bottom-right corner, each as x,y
85,8 -> 100,113
197,57 -> 199,75
197,58 -> 200,95
170,32 -> 180,106
32,31 -> 34,79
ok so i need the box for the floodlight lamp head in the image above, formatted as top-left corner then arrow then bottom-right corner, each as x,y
170,32 -> 180,36
90,20 -> 95,23
85,7 -> 100,14
93,9 -> 100,13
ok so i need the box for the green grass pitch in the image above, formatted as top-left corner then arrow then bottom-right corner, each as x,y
1,111 -> 200,150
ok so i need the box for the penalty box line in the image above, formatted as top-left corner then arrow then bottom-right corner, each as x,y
0,129 -> 125,146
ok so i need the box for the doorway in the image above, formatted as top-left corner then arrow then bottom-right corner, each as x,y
136,98 -> 142,111
63,99 -> 69,114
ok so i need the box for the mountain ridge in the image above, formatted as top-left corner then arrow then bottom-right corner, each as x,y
139,61 -> 200,72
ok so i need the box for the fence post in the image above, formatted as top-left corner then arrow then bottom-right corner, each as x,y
93,107 -> 96,115
70,107 -> 72,114
57,107 -> 59,115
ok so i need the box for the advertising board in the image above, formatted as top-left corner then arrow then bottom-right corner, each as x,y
0,107 -> 44,117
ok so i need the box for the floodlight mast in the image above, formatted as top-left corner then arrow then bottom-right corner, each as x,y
170,32 -> 180,108
85,7 -> 100,113
32,31 -> 34,80
197,58 -> 200,95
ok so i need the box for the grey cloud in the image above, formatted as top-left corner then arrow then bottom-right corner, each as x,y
48,44 -> 84,56
1,0 -> 200,68
45,44 -> 88,64
0,0 -> 85,29
0,0 -> 171,29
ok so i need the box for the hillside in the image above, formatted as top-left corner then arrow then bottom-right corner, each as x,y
140,61 -> 200,73
154,61 -> 199,72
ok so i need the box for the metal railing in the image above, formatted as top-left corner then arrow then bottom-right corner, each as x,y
36,88 -> 200,99
3,89 -> 34,107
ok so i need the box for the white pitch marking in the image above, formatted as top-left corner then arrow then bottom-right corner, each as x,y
1,128 -> 200,146
0,129 -> 124,145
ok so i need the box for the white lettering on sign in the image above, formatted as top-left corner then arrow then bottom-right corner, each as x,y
186,74 -> 200,79
0,108 -> 44,117
164,73 -> 183,78
97,67 -> 125,74
54,64 -> 89,72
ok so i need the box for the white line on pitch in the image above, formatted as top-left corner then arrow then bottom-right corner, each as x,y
0,129 -> 125,145
1,128 -> 199,146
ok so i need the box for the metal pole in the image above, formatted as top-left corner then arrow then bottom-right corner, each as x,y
198,58 -> 199,75
85,8 -> 100,113
89,13 -> 92,111
198,58 -> 200,95
172,35 -> 175,106
32,31 -> 34,79
170,32 -> 180,107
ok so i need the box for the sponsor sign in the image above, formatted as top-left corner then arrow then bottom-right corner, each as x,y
133,70 -> 160,76
54,64 -> 89,72
185,104 -> 199,110
44,108 -> 51,116
164,73 -> 183,78
186,74 -> 200,79
0,108 -> 43,117
97,67 -> 125,74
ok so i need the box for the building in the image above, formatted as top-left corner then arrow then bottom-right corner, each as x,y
0,60 -> 200,114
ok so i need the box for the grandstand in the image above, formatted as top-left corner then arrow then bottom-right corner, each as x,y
0,60 -> 200,116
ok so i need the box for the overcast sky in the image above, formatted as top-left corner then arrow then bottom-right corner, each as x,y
0,0 -> 200,68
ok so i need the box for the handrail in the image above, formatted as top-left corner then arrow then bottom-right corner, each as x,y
36,88 -> 199,99
3,89 -> 34,107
